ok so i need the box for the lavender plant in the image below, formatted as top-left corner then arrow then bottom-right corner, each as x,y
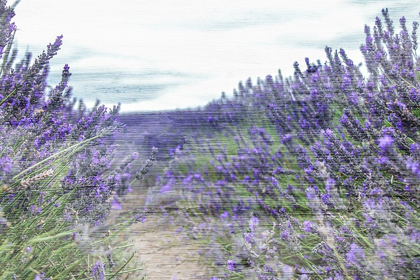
135,8 -> 420,280
0,0 -> 154,278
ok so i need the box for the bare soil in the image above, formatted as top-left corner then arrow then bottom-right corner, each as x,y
129,217 -> 213,279
109,183 -> 217,280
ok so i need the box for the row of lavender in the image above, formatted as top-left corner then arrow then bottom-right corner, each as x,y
143,9 -> 420,279
0,1 -> 152,278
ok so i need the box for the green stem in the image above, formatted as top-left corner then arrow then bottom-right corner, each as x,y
28,230 -> 73,244
104,267 -> 143,276
0,29 -> 16,77
13,133 -> 106,180
108,253 -> 135,280
0,86 -> 19,107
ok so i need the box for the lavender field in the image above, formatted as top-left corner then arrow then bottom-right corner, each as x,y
1,0 -> 420,279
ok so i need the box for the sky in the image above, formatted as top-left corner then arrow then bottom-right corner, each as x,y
11,0 -> 420,112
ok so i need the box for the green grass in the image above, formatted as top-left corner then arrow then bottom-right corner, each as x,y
0,133 -> 143,279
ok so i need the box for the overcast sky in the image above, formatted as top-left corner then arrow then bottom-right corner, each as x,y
12,0 -> 420,112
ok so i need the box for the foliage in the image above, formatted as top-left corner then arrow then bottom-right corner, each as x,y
0,0 -> 155,278
140,8 -> 420,279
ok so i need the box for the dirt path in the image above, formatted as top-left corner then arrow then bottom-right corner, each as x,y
109,185 -> 217,280
129,216 -> 213,279
109,124 -> 218,279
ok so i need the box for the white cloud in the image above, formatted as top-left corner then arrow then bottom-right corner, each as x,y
11,0 -> 420,111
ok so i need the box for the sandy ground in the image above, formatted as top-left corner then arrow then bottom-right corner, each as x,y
128,217 -> 214,280
109,180 -> 218,280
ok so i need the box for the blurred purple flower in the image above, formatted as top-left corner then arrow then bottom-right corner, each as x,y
226,259 -> 235,271
91,261 -> 105,280
378,135 -> 393,152
248,216 -> 259,232
111,196 -> 122,210
346,243 -> 365,266
220,211 -> 229,220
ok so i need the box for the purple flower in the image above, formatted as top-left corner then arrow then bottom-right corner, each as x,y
249,216 -> 259,232
220,211 -> 229,220
405,159 -> 420,177
346,243 -> 365,266
303,220 -> 316,233
282,134 -> 293,143
91,261 -> 105,280
160,178 -> 174,193
34,272 -> 47,280
325,178 -> 335,191
111,196 -> 122,210
321,193 -> 330,204
244,232 -> 254,243
305,186 -> 316,200
226,259 -> 235,271
378,135 -> 393,152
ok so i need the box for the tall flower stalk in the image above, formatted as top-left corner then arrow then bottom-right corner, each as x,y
0,0 -> 150,278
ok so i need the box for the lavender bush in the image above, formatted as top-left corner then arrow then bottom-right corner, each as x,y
132,8 -> 420,279
0,0 -> 156,278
